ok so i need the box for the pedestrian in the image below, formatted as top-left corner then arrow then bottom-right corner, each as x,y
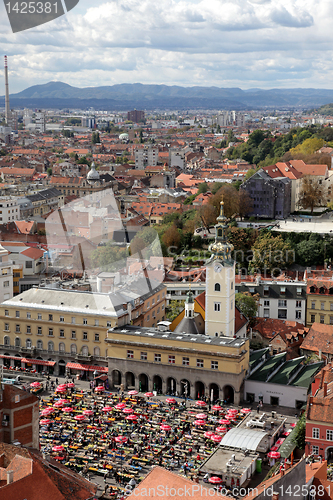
257,404 -> 260,413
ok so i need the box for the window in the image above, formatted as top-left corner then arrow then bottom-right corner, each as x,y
280,287 -> 286,295
25,261 -> 33,268
60,316 -> 64,322
146,301 -> 150,309
311,302 -> 316,309
4,335 -> 9,345
182,357 -> 189,366
295,311 -> 302,320
94,347 -> 100,356
59,329 -> 64,337
71,344 -> 77,354
127,350 -> 134,358
264,300 -> 270,307
4,323 -> 9,331
71,317 -> 76,324
231,282 -> 233,290
320,315 -> 325,324
214,302 -> 221,312
37,326 -> 42,335
83,331 -> 88,340
278,300 -> 287,307
48,328 -> 53,336
147,315 -> 150,321
296,300 -> 302,308
211,360 -> 218,370
152,298 -> 155,305
311,314 -> 316,323
330,317 -> 333,325
15,311 -> 20,318
169,355 -> 175,364
59,342 -> 65,352
81,345 -> 89,356
37,340 -> 43,349
278,310 -> 287,319
215,283 -> 221,292
154,353 -> 161,362
312,428 -> 320,439
312,445 -> 319,456
15,324 -> 20,333
4,309 -> 8,316
94,319 -> 99,327
331,303 -> 333,311
263,286 -> 269,296
49,314 -> 53,321
71,330 -> 76,339
26,325 -> 31,334
141,352 -> 147,361
197,359 -> 204,368
15,337 -> 20,347
327,430 -> 333,441
26,339 -> 32,348
321,302 -> 325,310
26,312 -> 31,319
94,333 -> 99,342
83,318 -> 87,325
264,309 -> 270,318
107,321 -> 111,327
38,313 -> 42,320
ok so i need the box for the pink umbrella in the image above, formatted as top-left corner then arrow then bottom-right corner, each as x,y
228,408 -> 238,414
268,451 -> 280,459
40,419 -> 51,425
211,434 -> 222,442
196,401 -> 207,407
95,386 -> 104,392
194,420 -> 206,426
74,414 -> 86,421
196,413 -> 207,419
122,407 -> 133,414
144,392 -> 153,397
160,424 -> 172,431
54,401 -> 64,408
126,414 -> 138,421
216,426 -> 227,433
52,445 -> 65,452
204,431 -> 214,438
67,383 -> 75,388
166,398 -> 177,404
128,390 -> 138,396
102,406 -> 113,412
30,381 -> 42,388
212,405 -> 223,411
55,387 -> 67,393
115,403 -> 126,409
219,419 -> 230,425
62,407 -> 74,413
83,409 -> 94,416
225,414 -> 235,420
115,436 -> 128,444
41,408 -> 54,416
241,408 -> 251,414
209,477 -> 222,484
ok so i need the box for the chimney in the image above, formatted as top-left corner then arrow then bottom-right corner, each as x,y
324,382 -> 328,397
272,492 -> 279,500
7,470 -> 13,484
4,56 -> 10,126
319,349 -> 322,360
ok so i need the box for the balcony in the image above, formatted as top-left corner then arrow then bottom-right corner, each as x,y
19,347 -> 36,354
75,354 -> 93,362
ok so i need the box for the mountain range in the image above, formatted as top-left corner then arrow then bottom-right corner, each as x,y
2,81 -> 333,110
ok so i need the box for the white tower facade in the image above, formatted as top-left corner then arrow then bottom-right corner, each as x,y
205,201 -> 235,337
4,56 -> 10,127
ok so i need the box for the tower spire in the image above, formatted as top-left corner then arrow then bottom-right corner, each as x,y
207,198 -> 234,264
4,56 -> 10,126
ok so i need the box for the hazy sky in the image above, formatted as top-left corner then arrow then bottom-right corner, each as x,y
1,0 -> 332,93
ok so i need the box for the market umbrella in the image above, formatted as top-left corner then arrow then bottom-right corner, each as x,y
41,408 -> 54,416
211,434 -> 222,442
144,392 -> 154,397
227,408 -> 238,414
194,420 -> 206,426
40,419 -> 52,425
126,414 -> 138,421
225,414 -> 235,420
67,383 -> 75,388
268,451 -> 281,459
209,477 -> 222,484
215,426 -> 227,433
166,398 -> 177,404
241,408 -> 251,414
52,445 -> 65,452
122,407 -> 133,414
95,386 -> 104,392
115,403 -> 126,409
195,401 -> 207,407
62,407 -> 74,413
204,431 -> 214,439
212,405 -> 223,411
115,436 -> 128,444
218,419 -> 230,425
83,409 -> 94,416
196,413 -> 207,419
102,406 -> 113,412
30,381 -> 41,388
55,387 -> 67,393
160,424 -> 172,431
74,414 -> 86,421
128,390 -> 138,396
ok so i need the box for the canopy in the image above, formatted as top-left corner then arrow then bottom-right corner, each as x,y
66,362 -> 108,372
221,427 -> 268,451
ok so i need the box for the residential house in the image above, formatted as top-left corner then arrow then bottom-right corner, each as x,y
301,323 -> 333,363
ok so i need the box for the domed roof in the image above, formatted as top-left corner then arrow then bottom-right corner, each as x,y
119,133 -> 129,139
87,162 -> 100,182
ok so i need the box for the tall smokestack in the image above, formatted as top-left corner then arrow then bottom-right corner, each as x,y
4,55 -> 10,126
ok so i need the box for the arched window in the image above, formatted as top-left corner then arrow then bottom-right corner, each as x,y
4,335 -> 10,346
15,337 -> 21,347
215,283 -> 221,292
36,340 -> 43,350
71,344 -> 77,354
26,339 -> 32,348
94,347 -> 100,357
59,342 -> 65,352
48,341 -> 54,352
81,346 -> 89,356
310,286 -> 316,293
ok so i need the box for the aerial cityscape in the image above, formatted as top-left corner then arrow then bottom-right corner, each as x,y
2,1 -> 333,499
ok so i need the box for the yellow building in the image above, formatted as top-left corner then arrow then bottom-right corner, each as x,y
306,276 -> 333,326
12,265 -> 23,296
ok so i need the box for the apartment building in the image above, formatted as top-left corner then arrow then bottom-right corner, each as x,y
306,274 -> 333,326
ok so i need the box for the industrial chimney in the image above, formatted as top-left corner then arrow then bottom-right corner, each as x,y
4,55 -> 10,126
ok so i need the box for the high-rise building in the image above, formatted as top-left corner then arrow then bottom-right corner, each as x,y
127,110 -> 144,122
35,110 -> 46,133
134,146 -> 158,169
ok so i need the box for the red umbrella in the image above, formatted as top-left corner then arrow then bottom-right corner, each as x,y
74,414 -> 86,421
41,408 -> 54,416
268,451 -> 281,459
115,436 -> 128,444
209,477 -> 222,484
67,383 -> 75,388
211,434 -> 222,442
102,406 -> 113,412
204,431 -> 214,438
122,407 -> 133,414
30,381 -> 42,388
95,386 -> 104,392
55,387 -> 67,393
215,426 -> 227,433
241,408 -> 251,414
225,414 -> 235,420
52,445 -> 65,452
40,419 -> 51,425
160,424 -> 172,431
228,408 -> 238,414
212,405 -> 223,411
194,420 -> 206,426
62,407 -> 74,413
166,398 -> 177,404
54,401 -> 64,408
219,419 -> 230,425
128,390 -> 138,396
115,403 -> 126,409
83,409 -> 94,416
196,401 -> 207,407
144,392 -> 154,397
196,413 -> 207,419
126,414 -> 138,421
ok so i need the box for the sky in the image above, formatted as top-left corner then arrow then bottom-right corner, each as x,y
0,0 -> 333,93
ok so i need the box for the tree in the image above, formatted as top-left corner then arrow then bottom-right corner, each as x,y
296,238 -> 325,266
162,224 -> 181,250
166,300 -> 185,322
47,167 -> 52,176
235,292 -> 259,325
238,191 -> 253,220
197,182 -> 208,194
298,176 -> 326,214
292,413 -> 305,450
249,233 -> 294,273
92,131 -> 100,144
290,137 -> 324,157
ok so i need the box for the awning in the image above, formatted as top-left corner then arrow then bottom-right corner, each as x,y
0,354 -> 22,361
66,362 -> 108,373
21,358 -> 56,366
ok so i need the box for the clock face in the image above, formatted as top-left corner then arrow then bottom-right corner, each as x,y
214,264 -> 222,273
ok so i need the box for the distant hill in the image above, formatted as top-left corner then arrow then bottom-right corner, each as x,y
3,82 -> 333,110
316,103 -> 333,116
